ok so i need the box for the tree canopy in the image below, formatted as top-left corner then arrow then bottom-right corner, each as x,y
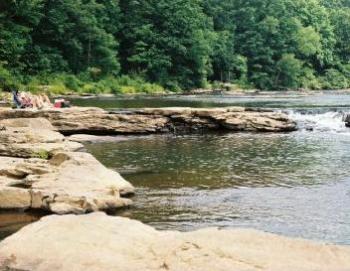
0,0 -> 349,91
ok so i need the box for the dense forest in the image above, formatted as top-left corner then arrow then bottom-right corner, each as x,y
0,0 -> 349,93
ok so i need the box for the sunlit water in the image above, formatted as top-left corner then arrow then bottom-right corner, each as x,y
86,131 -> 350,245
2,93 -> 350,245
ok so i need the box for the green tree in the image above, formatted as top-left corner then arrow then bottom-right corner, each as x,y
1,0 -> 349,92
119,0 -> 213,90
0,0 -> 43,72
275,53 -> 303,89
230,0 -> 335,89
25,0 -> 119,75
328,8 -> 350,64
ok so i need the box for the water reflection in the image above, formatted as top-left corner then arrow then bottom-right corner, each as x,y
86,131 -> 350,244
87,133 -> 350,188
69,93 -> 350,110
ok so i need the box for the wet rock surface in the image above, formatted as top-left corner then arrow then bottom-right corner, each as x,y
0,213 -> 349,271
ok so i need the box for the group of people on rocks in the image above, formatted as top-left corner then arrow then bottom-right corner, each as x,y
12,90 -> 70,109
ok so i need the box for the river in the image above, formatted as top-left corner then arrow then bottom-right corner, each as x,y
1,93 -> 350,245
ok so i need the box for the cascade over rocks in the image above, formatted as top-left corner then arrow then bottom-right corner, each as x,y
0,213 -> 349,271
0,107 -> 297,135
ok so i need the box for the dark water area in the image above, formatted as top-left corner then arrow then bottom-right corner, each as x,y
69,93 -> 350,112
0,212 -> 43,240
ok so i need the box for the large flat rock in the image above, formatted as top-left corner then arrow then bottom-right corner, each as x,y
0,118 -> 82,158
0,107 -> 297,135
0,152 -> 134,214
0,213 -> 349,271
0,118 -> 135,214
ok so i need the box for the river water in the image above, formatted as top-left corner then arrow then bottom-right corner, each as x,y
1,93 -> 350,245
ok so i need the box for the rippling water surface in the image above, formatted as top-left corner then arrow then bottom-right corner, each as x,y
84,93 -> 350,245
86,131 -> 350,244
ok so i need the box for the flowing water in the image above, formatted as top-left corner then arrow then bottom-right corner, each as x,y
2,93 -> 350,245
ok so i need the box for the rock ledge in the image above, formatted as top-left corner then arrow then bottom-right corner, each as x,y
0,107 -> 297,135
0,213 -> 349,271
0,118 -> 134,214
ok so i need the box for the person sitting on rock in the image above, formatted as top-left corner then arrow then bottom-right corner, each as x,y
32,94 -> 53,109
23,92 -> 34,108
12,90 -> 53,110
12,90 -> 25,109
54,98 -> 71,108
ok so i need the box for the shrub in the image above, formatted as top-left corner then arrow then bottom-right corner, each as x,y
164,81 -> 182,92
276,54 -> 303,90
62,75 -> 82,91
321,69 -> 349,90
120,86 -> 137,94
48,83 -> 70,94
0,65 -> 19,91
0,71 -> 168,96
300,67 -> 322,90
32,149 -> 50,160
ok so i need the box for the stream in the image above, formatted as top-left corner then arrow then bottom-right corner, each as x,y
1,93 -> 350,245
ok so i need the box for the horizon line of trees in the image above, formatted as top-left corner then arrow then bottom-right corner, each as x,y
0,0 -> 349,92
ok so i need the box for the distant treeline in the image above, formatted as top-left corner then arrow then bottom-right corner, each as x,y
0,0 -> 349,93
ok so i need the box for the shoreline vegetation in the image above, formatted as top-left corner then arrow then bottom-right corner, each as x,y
2,83 -> 350,105
1,0 -> 350,96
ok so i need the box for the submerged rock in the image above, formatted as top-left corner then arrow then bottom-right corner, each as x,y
0,107 -> 297,135
0,212 -> 349,271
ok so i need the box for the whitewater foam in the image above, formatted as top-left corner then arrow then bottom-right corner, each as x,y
286,110 -> 348,132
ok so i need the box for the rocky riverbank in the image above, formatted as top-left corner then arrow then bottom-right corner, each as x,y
1,107 -> 349,271
0,106 -> 295,213
1,213 -> 350,271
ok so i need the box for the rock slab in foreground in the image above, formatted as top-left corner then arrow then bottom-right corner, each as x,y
0,107 -> 297,135
0,213 -> 349,271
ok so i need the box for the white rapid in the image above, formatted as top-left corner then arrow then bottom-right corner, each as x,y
287,110 -> 349,132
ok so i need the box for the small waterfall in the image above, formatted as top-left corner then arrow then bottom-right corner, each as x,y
286,110 -> 348,132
